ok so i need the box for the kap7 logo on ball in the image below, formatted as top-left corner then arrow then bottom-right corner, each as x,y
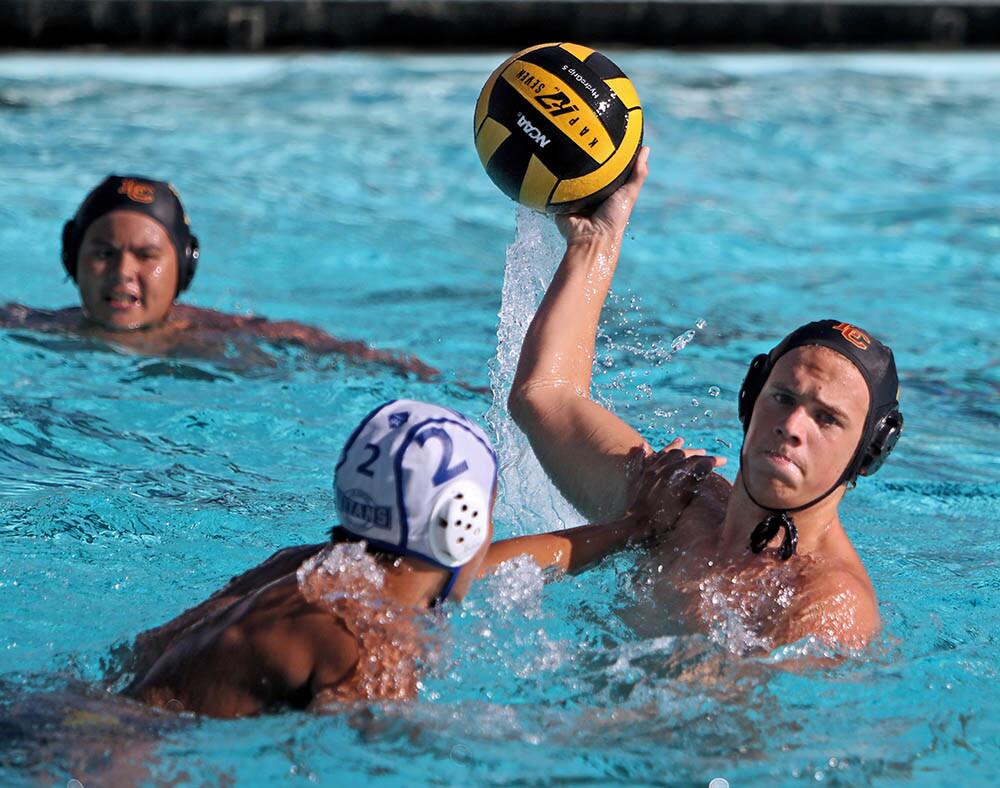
535,91 -> 580,118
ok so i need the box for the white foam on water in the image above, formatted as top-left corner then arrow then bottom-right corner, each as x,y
486,207 -> 581,535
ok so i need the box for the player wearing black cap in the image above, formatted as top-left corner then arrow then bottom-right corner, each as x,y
1,175 -> 437,378
508,147 -> 904,651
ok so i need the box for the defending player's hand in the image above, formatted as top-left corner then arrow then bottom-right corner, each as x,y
625,441 -> 722,541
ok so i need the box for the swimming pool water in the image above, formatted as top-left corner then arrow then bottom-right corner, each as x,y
0,52 -> 997,785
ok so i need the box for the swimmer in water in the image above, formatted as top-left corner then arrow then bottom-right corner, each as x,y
0,175 -> 437,379
124,399 -> 708,717
507,146 -> 904,652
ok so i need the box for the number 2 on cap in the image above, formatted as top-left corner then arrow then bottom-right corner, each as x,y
357,442 -> 380,477
416,427 -> 468,486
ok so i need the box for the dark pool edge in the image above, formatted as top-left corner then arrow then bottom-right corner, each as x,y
2,0 -> 1000,51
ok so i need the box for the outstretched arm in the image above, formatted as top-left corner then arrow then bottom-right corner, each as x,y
508,147 -> 666,522
481,517 -> 645,576
480,447 -> 719,577
173,305 -> 441,381
251,319 -> 440,381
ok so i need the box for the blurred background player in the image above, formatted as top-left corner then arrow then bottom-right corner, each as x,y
0,174 -> 437,378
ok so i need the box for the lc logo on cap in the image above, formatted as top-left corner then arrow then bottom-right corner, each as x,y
117,178 -> 156,204
833,322 -> 871,350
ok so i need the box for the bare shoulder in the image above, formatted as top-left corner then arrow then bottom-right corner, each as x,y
0,302 -> 83,330
262,596 -> 360,705
169,304 -> 250,330
785,562 -> 880,650
301,607 -> 359,686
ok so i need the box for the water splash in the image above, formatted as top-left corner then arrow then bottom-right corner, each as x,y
296,541 -> 385,601
482,553 -> 548,620
486,208 -> 580,534
671,329 -> 697,353
449,553 -> 567,680
298,543 -> 422,702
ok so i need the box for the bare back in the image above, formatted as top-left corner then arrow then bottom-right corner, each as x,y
126,545 -> 426,717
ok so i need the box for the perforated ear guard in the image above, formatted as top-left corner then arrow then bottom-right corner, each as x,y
427,480 -> 489,567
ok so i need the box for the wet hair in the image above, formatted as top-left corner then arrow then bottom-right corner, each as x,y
327,526 -> 402,566
61,175 -> 200,295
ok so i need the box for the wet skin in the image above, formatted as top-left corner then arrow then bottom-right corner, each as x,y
126,548 -> 447,717
122,462 -> 710,717
75,211 -> 179,331
125,504 -> 499,717
0,210 -> 439,379
126,572 -> 372,717
509,147 -> 881,651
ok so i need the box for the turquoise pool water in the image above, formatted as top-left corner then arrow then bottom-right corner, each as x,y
0,52 -> 997,785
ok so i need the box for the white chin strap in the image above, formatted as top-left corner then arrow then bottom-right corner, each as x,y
427,480 -> 489,568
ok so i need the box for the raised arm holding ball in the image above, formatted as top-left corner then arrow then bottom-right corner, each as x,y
507,146 -> 904,652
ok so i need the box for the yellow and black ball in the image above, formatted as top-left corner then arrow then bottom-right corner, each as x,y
474,42 -> 643,214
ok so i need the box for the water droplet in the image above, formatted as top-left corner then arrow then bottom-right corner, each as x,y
695,318 -> 707,330
708,385 -> 721,397
670,329 -> 696,353
691,398 -> 700,407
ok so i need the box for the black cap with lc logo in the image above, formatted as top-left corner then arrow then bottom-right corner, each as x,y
61,175 -> 200,295
737,319 -> 904,559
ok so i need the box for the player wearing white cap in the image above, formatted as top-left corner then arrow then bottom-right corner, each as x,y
124,399 -> 710,717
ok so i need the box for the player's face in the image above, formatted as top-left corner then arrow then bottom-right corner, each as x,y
76,211 -> 179,330
743,346 -> 869,510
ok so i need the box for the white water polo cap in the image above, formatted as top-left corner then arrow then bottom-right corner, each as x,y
334,400 -> 498,571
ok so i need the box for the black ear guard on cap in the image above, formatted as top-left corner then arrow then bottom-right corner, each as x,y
180,234 -> 200,293
60,175 -> 199,296
856,406 -> 903,478
60,219 -> 75,277
738,353 -> 769,433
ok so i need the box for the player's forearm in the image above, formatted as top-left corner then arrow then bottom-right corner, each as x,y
256,319 -> 439,380
511,236 -> 620,398
482,516 -> 644,577
508,235 -> 647,522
